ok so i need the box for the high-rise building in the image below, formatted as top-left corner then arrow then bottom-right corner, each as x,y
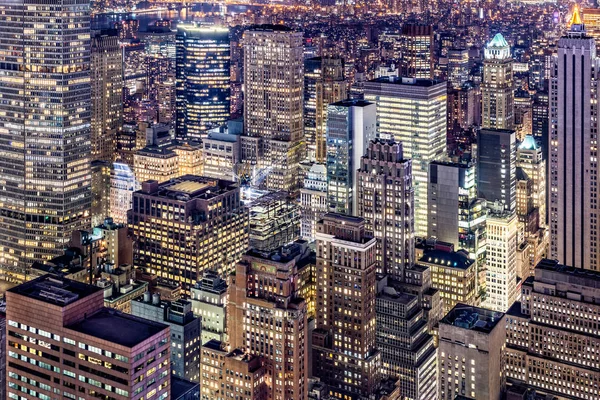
357,140 -> 414,278
583,8 -> 600,43
517,135 -> 546,227
400,24 -> 434,79
242,25 -> 304,191
0,308 -> 5,400
364,77 -> 447,237
5,275 -> 171,400
477,129 -> 517,212
485,209 -> 518,313
482,33 -> 514,130
228,246 -> 309,400
91,160 -> 112,227
439,304 -> 506,400
326,99 -> 377,215
190,271 -> 228,344
176,25 -> 230,139
313,213 -> 382,399
91,29 -> 123,162
549,8 -> 600,270
505,259 -> 600,399
447,48 -> 470,89
428,162 -> 486,267
132,295 -> 202,382
130,176 -> 249,290
248,191 -> 301,253
0,0 -> 92,279
300,164 -> 328,241
376,276 -> 438,400
304,57 -> 348,162
531,92 -> 549,153
203,126 -> 241,181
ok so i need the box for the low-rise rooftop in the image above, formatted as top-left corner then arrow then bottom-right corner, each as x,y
419,249 -> 474,270
67,308 -> 168,347
442,304 -> 504,333
9,275 -> 101,306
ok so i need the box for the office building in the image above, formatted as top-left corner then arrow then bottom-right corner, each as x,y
365,77 -> 447,236
418,246 -> 477,314
482,33 -> 514,130
531,92 -> 549,153
130,176 -> 249,290
428,162 -> 486,267
190,271 -> 228,344
326,99 -> 377,215
228,246 -> 309,400
132,295 -> 202,382
97,263 -> 149,313
300,164 -> 328,241
439,305 -> 506,400
485,209 -> 518,313
477,129 -> 517,212
109,162 -> 139,224
400,23 -> 434,79
357,140 -> 414,278
203,127 -> 241,181
505,259 -> 600,399
91,160 -> 112,227
248,191 -> 301,252
176,25 -> 230,138
313,214 -> 382,399
0,307 -> 5,400
583,8 -> 600,43
549,8 -> 600,270
242,25 -> 304,191
200,340 -> 267,400
0,0 -> 92,279
447,48 -> 470,89
134,146 -> 180,184
517,135 -> 546,227
91,29 -> 123,163
5,275 -> 170,400
376,277 -> 437,399
304,57 -> 348,162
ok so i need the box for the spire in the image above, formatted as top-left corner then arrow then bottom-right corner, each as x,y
570,5 -> 582,26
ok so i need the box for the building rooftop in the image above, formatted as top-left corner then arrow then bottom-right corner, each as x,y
368,76 -> 443,87
330,99 -> 373,108
248,24 -> 294,32
9,275 -> 102,306
441,304 -> 504,333
67,308 -> 168,347
534,258 -> 600,287
203,339 -> 226,352
171,376 -> 200,400
139,175 -> 238,201
419,249 -> 474,270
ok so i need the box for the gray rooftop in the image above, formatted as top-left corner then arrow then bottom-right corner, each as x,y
442,304 -> 504,333
9,275 -> 102,306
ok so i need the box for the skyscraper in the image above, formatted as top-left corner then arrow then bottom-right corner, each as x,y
400,24 -> 434,79
228,245 -> 309,400
326,99 -> 376,215
364,77 -> 447,236
91,29 -> 123,162
313,213 -> 382,399
242,25 -> 304,191
357,139 -> 415,278
477,128 -> 517,212
447,48 -> 469,89
549,8 -> 600,270
482,33 -> 514,130
176,25 -> 230,139
300,163 -> 328,241
304,56 -> 348,163
0,0 -> 92,279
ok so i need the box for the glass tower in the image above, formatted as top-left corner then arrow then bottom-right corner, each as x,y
176,25 -> 230,139
0,0 -> 92,279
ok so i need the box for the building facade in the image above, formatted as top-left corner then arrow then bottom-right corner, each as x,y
400,24 -> 434,79
357,140 -> 414,279
326,99 -> 377,215
176,25 -> 230,138
0,0 -> 92,278
300,164 -> 328,241
364,77 -> 447,237
190,271 -> 228,344
482,33 -> 514,130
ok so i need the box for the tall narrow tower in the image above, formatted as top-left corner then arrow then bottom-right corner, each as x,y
242,25 -> 304,191
482,33 -> 514,130
550,6 -> 600,270
0,0 -> 92,279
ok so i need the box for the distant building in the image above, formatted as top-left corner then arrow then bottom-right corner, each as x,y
132,295 -> 202,382
400,23 -> 434,79
190,271 -> 228,344
439,304 -> 505,400
5,275 -> 170,400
